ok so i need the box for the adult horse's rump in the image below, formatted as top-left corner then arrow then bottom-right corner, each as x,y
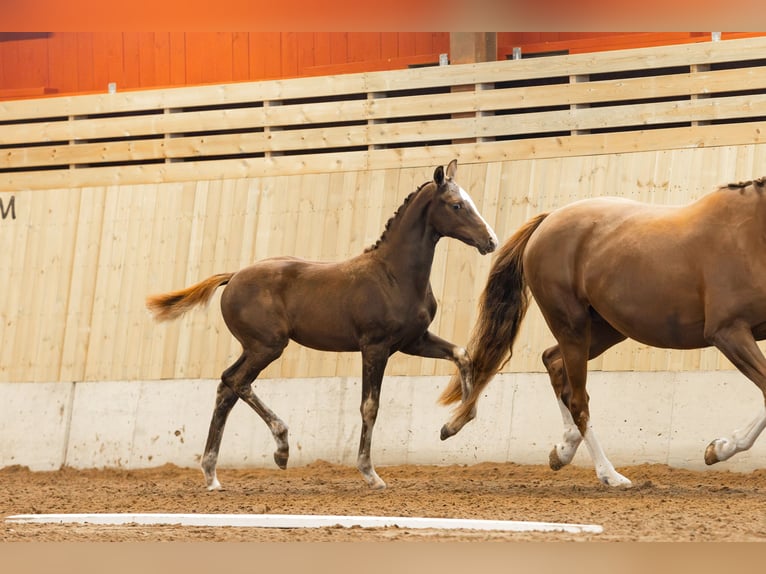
147,160 -> 497,490
440,178 -> 766,486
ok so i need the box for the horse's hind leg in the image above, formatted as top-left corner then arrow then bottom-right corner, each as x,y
543,345 -> 583,471
544,312 -> 631,487
704,323 -> 766,465
201,381 -> 239,490
201,346 -> 289,490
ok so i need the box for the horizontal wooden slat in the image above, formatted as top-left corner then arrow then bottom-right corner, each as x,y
3,75 -> 766,174
7,91 -> 766,170
3,121 -> 765,191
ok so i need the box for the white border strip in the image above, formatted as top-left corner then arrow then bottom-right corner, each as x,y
5,513 -> 603,534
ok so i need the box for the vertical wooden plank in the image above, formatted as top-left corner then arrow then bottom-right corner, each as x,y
106,33 -> 126,90
0,38 -> 11,87
144,183 -> 174,380
132,184 -> 168,381
414,32 -> 433,55
210,179 -> 245,376
312,33 -> 332,67
189,179 -> 224,379
296,32 -> 315,76
168,32 -> 186,87
150,32 -> 171,88
159,181 -> 197,380
36,188 -> 80,381
7,189 -> 32,379
79,185 -> 116,380
172,180 -> 208,379
183,32 -> 208,86
347,32 -> 380,63
280,32 -> 298,79
329,32 -> 348,64
47,32 -> 78,95
211,32 -> 234,84
137,32 -> 157,88
247,33 -> 264,80
264,32 -> 283,79
18,33 -> 49,88
11,188 -> 48,380
0,190 -> 28,379
75,33 -> 95,93
107,184 -> 147,380
90,32 -> 124,92
122,33 -> 142,90
35,187 -> 76,380
398,33 -> 417,57
232,32 -> 250,82
0,191 -> 23,379
58,187 -> 104,381
380,33 -> 399,59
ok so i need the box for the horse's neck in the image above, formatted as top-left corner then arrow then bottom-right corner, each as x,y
375,196 -> 438,288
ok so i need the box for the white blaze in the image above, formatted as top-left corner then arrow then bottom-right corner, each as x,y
458,185 -> 498,245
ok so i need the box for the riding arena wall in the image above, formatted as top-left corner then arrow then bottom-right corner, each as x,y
2,37 -> 766,473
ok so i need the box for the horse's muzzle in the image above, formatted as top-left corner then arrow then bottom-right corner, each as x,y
479,236 -> 498,255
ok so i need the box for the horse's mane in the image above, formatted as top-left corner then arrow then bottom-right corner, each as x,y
722,177 -> 766,192
364,180 -> 431,252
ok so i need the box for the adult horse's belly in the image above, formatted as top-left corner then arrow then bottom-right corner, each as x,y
590,293 -> 709,349
583,257 -> 709,350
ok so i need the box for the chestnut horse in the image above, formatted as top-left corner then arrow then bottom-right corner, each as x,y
147,160 -> 498,490
440,178 -> 766,487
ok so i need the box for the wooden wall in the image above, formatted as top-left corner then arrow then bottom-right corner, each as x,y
3,147 -> 766,384
0,32 -> 449,100
2,37 -> 766,383
4,32 -> 765,101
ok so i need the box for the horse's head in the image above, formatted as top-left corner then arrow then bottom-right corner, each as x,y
429,160 -> 498,255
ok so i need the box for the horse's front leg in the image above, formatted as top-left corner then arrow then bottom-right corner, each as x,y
705,323 -> 766,464
357,345 -> 390,490
400,331 -> 475,439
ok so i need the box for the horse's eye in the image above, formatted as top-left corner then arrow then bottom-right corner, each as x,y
452,203 -> 463,211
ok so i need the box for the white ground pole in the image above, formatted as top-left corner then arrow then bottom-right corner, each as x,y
5,513 -> 603,534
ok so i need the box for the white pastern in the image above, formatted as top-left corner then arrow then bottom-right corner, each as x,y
554,398 -> 583,465
581,426 -> 632,488
710,404 -> 766,462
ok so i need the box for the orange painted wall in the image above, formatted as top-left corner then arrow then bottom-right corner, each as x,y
3,32 -> 766,101
0,32 -> 449,99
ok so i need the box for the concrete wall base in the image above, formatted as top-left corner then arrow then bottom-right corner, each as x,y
2,371 -> 764,476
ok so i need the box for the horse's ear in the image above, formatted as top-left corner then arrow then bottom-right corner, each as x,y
446,159 -> 457,180
434,165 -> 445,186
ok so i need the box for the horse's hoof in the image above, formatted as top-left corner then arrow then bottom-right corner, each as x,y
598,473 -> 633,488
549,447 -> 565,471
369,480 -> 387,491
274,451 -> 289,470
440,424 -> 455,441
704,441 -> 720,465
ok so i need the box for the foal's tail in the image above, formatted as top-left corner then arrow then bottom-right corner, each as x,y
439,213 -> 549,418
146,272 -> 235,322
